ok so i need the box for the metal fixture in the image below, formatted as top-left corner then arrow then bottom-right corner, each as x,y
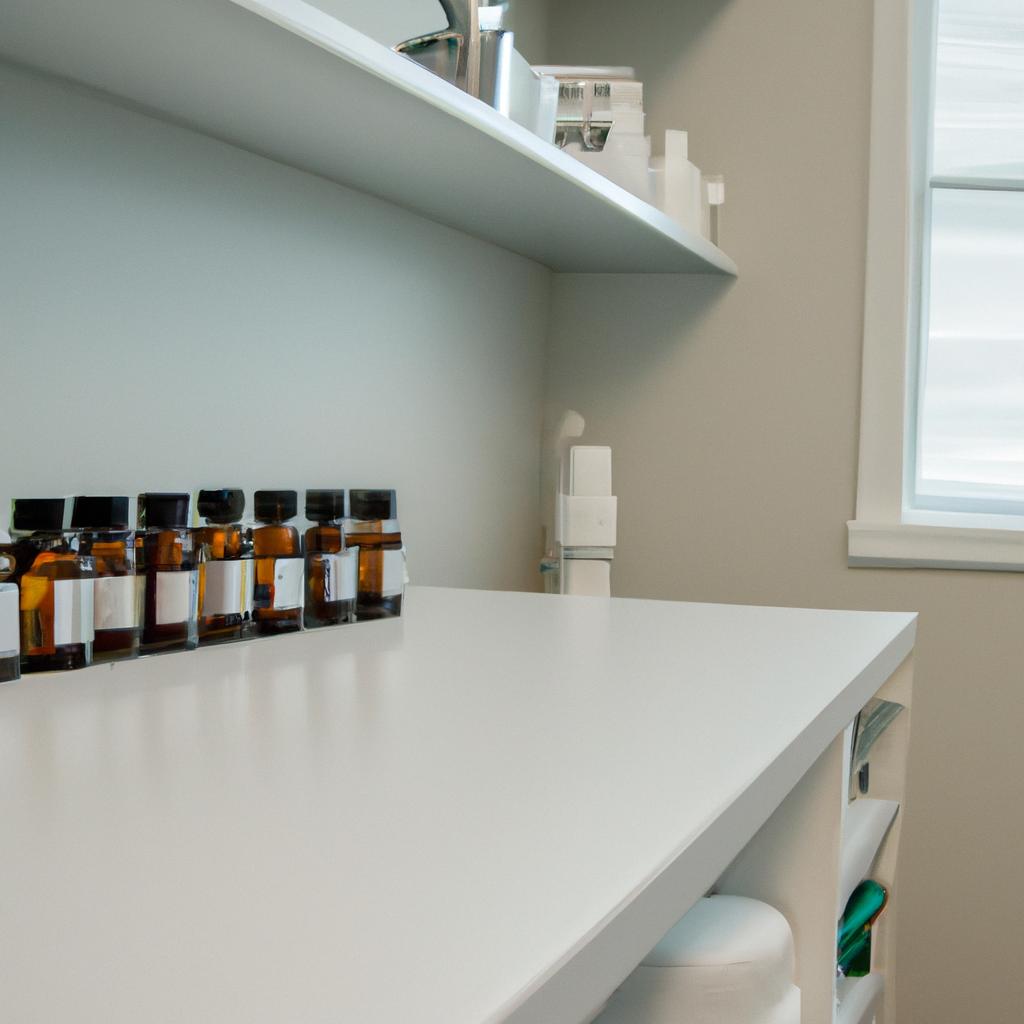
395,0 -> 514,114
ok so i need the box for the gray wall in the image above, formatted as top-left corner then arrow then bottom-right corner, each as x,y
544,2 -> 1020,1021
0,61 -> 550,592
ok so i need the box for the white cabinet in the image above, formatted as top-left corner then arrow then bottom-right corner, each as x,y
0,587 -> 913,1023
716,650 -> 913,1024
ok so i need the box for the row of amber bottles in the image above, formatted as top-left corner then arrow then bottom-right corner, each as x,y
0,488 -> 404,675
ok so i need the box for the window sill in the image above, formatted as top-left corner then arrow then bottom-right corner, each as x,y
847,520 -> 1024,571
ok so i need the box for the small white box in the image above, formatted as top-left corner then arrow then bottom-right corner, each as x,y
569,445 -> 612,497
559,494 -> 618,548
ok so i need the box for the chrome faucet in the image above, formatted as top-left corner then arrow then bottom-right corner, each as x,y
395,0 -> 514,113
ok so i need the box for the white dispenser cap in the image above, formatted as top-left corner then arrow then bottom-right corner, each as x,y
569,446 -> 613,497
0,583 -> 19,657
705,173 -> 726,205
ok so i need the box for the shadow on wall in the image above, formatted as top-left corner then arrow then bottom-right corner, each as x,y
543,272 -> 734,433
542,271 -> 744,601
546,0 -> 733,83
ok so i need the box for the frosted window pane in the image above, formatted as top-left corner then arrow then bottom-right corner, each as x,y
934,0 -> 1024,179
917,188 -> 1024,502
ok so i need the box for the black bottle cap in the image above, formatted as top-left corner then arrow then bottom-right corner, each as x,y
349,489 -> 397,520
305,489 -> 345,523
11,497 -> 66,532
138,492 -> 191,529
71,495 -> 130,531
197,488 -> 245,524
254,490 -> 297,523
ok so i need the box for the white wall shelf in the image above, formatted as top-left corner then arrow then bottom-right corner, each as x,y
0,0 -> 738,275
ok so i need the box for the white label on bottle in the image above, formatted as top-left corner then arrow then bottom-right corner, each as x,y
0,581 -> 19,651
203,560 -> 252,617
321,550 -> 357,603
0,584 -> 18,654
382,549 -> 406,598
53,578 -> 95,646
155,570 -> 198,625
93,575 -> 140,631
272,559 -> 304,611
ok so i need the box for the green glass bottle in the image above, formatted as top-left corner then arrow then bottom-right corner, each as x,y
838,879 -> 888,977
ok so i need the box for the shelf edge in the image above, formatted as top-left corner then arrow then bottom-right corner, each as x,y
229,0 -> 738,276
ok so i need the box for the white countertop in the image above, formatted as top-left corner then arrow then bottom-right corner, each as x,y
0,587 -> 915,1024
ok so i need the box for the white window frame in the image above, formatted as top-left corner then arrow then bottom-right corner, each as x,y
848,0 -> 1024,571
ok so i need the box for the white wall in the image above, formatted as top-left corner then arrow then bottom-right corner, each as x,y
544,1 -> 1023,1022
0,61 -> 550,592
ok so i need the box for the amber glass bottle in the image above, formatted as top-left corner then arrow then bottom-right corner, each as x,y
346,489 -> 404,620
304,488 -> 357,629
71,495 -> 140,663
11,498 -> 95,672
195,488 -> 252,645
136,493 -> 198,655
252,490 -> 303,636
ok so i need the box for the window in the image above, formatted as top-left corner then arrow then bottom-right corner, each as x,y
849,0 -> 1024,569
916,0 -> 1024,514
